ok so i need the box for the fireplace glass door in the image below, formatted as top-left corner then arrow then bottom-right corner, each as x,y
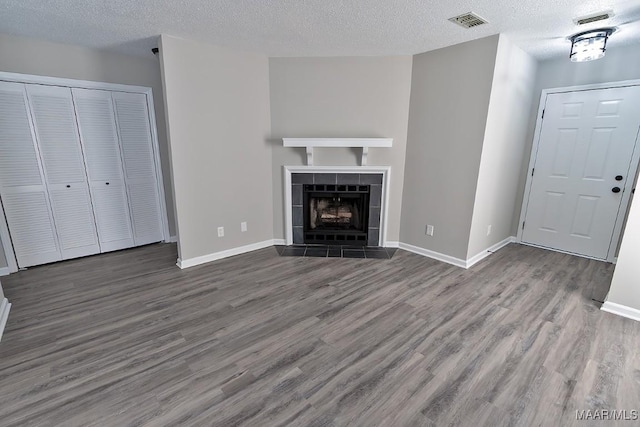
303,184 -> 369,245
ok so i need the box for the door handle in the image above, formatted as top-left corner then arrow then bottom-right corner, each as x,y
615,175 -> 623,181
66,185 -> 71,188
612,187 -> 621,193
106,182 -> 110,185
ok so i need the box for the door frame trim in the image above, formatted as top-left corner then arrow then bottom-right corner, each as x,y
0,71 -> 172,274
517,79 -> 640,263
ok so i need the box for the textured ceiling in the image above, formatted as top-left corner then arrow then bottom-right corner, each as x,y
1,0 -> 639,59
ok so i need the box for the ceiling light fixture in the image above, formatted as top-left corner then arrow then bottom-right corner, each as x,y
568,28 -> 616,62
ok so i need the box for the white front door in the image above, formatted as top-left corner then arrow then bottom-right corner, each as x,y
522,86 -> 640,260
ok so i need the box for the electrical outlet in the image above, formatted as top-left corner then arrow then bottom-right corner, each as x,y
426,225 -> 434,236
217,226 -> 224,237
241,222 -> 247,232
487,225 -> 492,236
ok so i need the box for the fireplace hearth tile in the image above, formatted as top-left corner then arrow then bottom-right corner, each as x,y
360,174 -> 383,185
292,184 -> 303,206
306,248 -> 328,257
293,226 -> 304,244
314,173 -> 338,184
369,207 -> 381,229
367,228 -> 379,247
370,185 -> 382,207
364,249 -> 390,259
292,173 -> 313,184
328,248 -> 342,257
281,247 -> 306,257
342,249 -> 366,258
276,244 -> 394,259
337,173 -> 360,185
292,206 -> 304,227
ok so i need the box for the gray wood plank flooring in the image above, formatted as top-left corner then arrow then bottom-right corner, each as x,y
0,242 -> 637,426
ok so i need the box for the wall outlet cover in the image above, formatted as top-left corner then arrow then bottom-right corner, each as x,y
241,222 -> 247,232
426,225 -> 434,236
217,227 -> 224,237
487,225 -> 492,236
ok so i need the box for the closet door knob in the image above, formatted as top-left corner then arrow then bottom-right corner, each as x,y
106,182 -> 110,185
66,185 -> 70,188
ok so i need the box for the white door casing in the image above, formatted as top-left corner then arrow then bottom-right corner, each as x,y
72,88 -> 135,253
0,81 -> 62,268
521,84 -> 640,260
25,84 -> 101,260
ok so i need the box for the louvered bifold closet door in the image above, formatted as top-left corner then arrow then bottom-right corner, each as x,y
111,92 -> 164,246
72,88 -> 135,253
0,82 -> 62,267
25,85 -> 101,260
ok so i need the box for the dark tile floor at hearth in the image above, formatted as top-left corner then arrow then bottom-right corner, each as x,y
275,245 -> 397,259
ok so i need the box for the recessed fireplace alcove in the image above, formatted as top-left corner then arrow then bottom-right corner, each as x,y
288,171 -> 385,247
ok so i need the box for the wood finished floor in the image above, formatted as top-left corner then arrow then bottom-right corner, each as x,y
0,243 -> 638,426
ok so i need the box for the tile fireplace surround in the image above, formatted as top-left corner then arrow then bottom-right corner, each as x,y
283,166 -> 391,247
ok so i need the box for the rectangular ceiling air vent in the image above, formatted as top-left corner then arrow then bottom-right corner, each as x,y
448,12 -> 488,29
575,11 -> 613,26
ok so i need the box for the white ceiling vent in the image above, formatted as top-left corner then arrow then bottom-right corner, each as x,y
448,12 -> 488,29
574,11 -> 613,26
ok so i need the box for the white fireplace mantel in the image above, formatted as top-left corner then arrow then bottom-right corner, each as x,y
282,138 -> 393,166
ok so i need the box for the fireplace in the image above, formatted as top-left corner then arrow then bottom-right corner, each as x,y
304,184 -> 370,245
289,172 -> 385,247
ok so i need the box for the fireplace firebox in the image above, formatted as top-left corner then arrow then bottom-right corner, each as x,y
303,184 -> 370,245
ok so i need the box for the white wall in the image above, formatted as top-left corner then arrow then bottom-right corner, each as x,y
159,35 -> 273,262
511,41 -> 640,235
400,36 -> 499,260
0,32 -> 177,270
467,35 -> 537,258
269,56 -> 413,243
606,192 -> 640,312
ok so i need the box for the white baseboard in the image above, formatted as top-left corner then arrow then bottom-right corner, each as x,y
601,301 -> 640,322
0,297 -> 11,342
177,239 -> 278,269
465,236 -> 516,269
175,236 -> 516,270
398,242 -> 467,268
397,236 -> 516,269
168,235 -> 178,243
0,267 -> 9,277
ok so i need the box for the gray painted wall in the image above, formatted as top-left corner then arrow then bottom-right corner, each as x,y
159,35 -> 273,261
0,32 -> 177,269
269,56 -> 413,242
511,41 -> 640,236
467,35 -> 537,258
400,35 -> 499,260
